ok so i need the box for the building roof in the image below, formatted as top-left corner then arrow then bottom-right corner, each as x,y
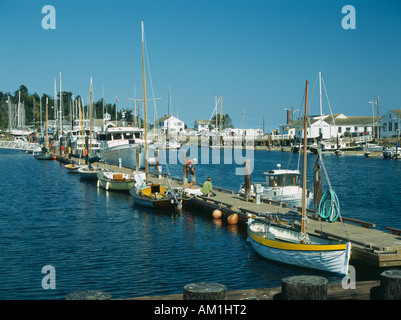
285,114 -> 378,128
194,120 -> 209,125
390,109 -> 401,118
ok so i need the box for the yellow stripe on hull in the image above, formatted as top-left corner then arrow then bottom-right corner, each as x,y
248,229 -> 348,252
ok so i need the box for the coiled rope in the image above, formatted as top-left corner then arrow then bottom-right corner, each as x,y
318,189 -> 340,222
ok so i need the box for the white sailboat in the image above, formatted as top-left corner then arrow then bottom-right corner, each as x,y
247,80 -> 351,275
78,78 -> 103,180
129,21 -> 181,211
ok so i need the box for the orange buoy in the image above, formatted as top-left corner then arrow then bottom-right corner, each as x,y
212,209 -> 222,219
227,213 -> 238,225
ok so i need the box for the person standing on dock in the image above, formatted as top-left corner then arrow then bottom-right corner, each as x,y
188,159 -> 196,188
201,177 -> 214,197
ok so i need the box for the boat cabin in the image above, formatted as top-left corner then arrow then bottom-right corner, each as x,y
263,170 -> 300,188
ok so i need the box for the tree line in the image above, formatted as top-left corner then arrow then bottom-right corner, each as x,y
0,84 -> 127,130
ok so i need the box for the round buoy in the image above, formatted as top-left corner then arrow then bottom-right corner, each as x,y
212,209 -> 222,219
227,213 -> 238,225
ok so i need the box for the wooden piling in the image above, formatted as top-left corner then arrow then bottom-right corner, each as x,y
183,150 -> 188,184
281,275 -> 328,300
380,269 -> 401,300
136,145 -> 140,171
244,159 -> 251,201
183,282 -> 227,300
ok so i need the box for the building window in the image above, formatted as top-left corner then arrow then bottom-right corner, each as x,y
395,122 -> 399,132
338,127 -> 342,133
383,123 -> 387,131
389,122 -> 393,131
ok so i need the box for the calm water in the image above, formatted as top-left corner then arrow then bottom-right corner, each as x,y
0,147 -> 400,299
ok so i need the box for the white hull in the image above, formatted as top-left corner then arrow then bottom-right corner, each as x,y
97,172 -> 135,191
247,220 -> 351,275
100,144 -> 156,168
248,236 -> 350,275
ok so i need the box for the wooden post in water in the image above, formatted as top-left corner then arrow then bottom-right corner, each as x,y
136,145 -> 140,171
183,282 -> 227,300
155,148 -> 159,171
244,159 -> 251,201
183,150 -> 188,184
380,269 -> 401,300
281,275 -> 328,300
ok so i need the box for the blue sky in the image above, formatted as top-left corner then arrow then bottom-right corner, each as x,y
0,0 -> 400,131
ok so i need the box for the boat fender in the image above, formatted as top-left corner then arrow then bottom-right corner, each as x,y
97,180 -> 100,188
106,182 -> 110,190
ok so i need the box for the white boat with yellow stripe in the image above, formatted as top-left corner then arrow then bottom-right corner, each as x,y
247,218 -> 351,275
247,80 -> 351,276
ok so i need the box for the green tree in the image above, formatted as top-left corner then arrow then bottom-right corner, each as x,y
209,113 -> 234,130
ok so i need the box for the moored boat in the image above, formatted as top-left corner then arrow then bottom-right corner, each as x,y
237,164 -> 313,209
97,171 -> 135,191
77,165 -> 101,180
247,218 -> 351,275
246,80 -> 351,275
65,163 -> 81,173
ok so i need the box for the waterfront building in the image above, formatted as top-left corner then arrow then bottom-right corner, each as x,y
380,109 -> 401,138
279,114 -> 379,141
157,115 -> 185,134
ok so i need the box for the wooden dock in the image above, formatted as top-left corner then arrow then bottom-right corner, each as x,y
52,151 -> 401,269
122,280 -> 381,300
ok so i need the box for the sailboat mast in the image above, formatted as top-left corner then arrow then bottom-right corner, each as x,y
45,97 -> 49,151
142,20 -> 148,181
301,80 -> 309,237
89,77 -> 93,157
219,95 -> 223,133
79,99 -> 85,161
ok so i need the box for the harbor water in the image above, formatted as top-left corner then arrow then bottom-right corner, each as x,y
0,148 -> 400,299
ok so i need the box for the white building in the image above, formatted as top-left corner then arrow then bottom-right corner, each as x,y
380,109 -> 401,138
279,114 -> 378,140
157,115 -> 185,134
194,120 -> 209,132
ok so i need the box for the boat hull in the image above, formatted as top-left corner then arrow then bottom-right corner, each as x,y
77,166 -> 100,180
129,188 -> 175,208
97,172 -> 135,191
247,220 -> 351,275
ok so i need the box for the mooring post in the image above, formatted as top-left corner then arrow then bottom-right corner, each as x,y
155,148 -> 159,172
183,282 -> 227,300
244,159 -> 251,201
281,275 -> 328,300
136,145 -> 140,171
183,150 -> 188,184
379,269 -> 401,300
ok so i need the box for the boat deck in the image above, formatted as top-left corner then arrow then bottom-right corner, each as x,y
53,152 -> 401,268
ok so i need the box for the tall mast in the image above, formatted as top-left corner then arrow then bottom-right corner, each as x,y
319,71 -> 323,138
79,99 -> 85,161
59,71 -> 62,136
219,95 -> 223,133
142,20 -> 148,181
45,97 -> 49,151
89,77 -> 93,157
301,80 -> 309,238
54,77 -> 57,125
